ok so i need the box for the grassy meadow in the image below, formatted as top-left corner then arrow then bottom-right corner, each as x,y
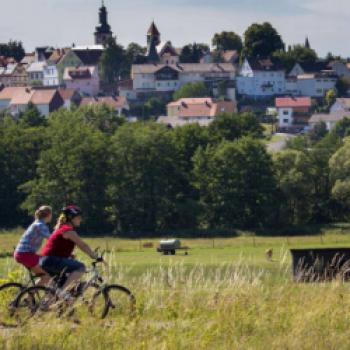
2,227 -> 350,349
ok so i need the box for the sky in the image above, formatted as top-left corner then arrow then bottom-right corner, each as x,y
0,0 -> 349,57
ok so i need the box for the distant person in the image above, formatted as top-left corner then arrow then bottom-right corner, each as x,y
14,206 -> 53,285
39,205 -> 101,297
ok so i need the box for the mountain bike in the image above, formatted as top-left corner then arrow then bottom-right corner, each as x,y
10,256 -> 136,324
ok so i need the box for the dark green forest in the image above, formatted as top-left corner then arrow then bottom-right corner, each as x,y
1,105 -> 350,236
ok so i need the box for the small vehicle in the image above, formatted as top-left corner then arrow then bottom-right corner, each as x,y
157,239 -> 182,255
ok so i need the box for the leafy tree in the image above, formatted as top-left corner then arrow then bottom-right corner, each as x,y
179,43 -> 209,63
308,122 -> 328,143
325,89 -> 336,109
144,97 -> 166,119
19,103 -> 46,127
308,132 -> 343,222
130,97 -> 168,120
0,40 -> 25,61
126,42 -> 146,64
100,37 -> 128,83
77,105 -> 125,134
0,117 -> 47,227
336,77 -> 350,97
171,123 -> 209,175
193,138 -> 277,229
332,117 -> 350,138
273,150 -> 314,225
173,82 -> 210,100
274,44 -> 318,72
243,22 -> 284,59
21,110 -> 110,232
208,112 -> 263,143
107,123 -> 194,233
329,138 -> 350,217
212,31 -> 243,52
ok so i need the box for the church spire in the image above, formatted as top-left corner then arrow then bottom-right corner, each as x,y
94,1 -> 113,45
305,36 -> 311,49
147,21 -> 161,46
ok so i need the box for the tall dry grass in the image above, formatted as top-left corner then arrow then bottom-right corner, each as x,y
1,248 -> 350,349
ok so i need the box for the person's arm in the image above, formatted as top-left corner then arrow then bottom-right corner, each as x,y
40,224 -> 51,239
62,231 -> 98,260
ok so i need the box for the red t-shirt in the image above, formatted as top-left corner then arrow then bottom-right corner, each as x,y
42,223 -> 75,258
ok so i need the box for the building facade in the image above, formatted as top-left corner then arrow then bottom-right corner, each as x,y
63,66 -> 100,96
276,97 -> 312,130
131,63 -> 236,100
237,58 -> 286,97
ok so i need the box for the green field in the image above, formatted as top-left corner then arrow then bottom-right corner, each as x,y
2,229 -> 350,349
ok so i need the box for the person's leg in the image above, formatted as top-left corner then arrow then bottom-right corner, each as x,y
30,265 -> 51,286
60,259 -> 86,291
62,271 -> 84,291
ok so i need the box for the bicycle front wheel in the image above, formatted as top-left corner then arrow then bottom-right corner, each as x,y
102,284 -> 136,319
0,282 -> 23,326
74,283 -> 107,319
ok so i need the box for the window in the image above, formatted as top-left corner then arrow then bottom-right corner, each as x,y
283,119 -> 289,123
283,110 -> 289,115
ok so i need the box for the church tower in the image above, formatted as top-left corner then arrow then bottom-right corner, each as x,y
147,21 -> 161,46
94,1 -> 113,45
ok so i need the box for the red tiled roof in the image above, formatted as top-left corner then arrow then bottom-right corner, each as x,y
0,87 -> 59,105
31,89 -> 57,104
0,87 -> 29,100
275,97 -> 312,108
169,98 -> 236,118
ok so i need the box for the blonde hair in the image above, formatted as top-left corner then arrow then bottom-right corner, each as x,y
54,213 -> 67,230
35,206 -> 52,220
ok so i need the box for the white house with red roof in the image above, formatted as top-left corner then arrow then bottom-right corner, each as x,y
158,97 -> 237,127
63,66 -> 99,96
275,97 -> 312,129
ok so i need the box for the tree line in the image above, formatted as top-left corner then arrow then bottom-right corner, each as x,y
1,106 -> 350,236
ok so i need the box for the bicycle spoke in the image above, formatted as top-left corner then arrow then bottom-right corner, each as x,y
74,284 -> 106,319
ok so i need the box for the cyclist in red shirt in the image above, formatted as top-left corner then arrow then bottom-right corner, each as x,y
40,205 -> 99,293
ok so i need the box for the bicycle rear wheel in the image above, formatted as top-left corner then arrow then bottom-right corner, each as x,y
0,282 -> 23,326
102,284 -> 136,319
13,285 -> 57,324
